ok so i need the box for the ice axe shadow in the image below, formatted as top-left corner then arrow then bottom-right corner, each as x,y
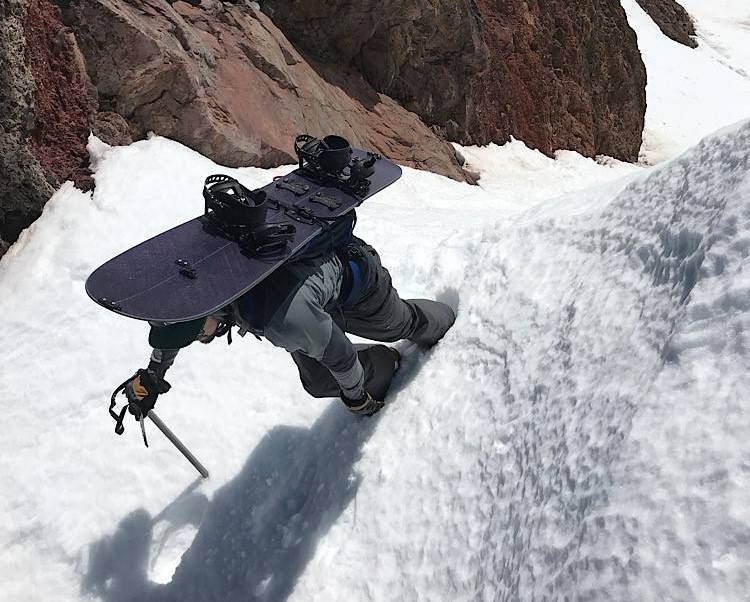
81,392 -> 404,602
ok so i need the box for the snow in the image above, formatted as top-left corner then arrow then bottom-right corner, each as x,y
678,0 -> 750,78
1,4 -> 749,602
454,138 -> 641,208
620,0 -> 750,165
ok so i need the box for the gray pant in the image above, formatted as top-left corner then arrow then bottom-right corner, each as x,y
292,240 -> 455,397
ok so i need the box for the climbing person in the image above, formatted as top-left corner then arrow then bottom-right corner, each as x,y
90,133 -> 456,433
124,232 -> 456,418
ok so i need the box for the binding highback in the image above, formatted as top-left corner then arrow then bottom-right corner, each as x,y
202,175 -> 296,256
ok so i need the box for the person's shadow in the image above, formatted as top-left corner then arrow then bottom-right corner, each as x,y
81,347 -> 426,602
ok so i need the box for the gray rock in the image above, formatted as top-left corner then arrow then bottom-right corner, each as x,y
92,112 -> 134,147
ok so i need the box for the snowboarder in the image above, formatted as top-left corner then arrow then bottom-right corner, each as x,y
124,235 -> 456,417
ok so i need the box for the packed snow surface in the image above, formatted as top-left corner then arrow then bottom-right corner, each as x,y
1,3 -> 750,602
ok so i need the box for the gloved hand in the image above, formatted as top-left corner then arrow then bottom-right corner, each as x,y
125,369 -> 171,417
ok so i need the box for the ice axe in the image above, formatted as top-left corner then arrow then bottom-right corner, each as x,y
109,379 -> 209,479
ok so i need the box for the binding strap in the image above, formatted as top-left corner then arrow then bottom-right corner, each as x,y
203,174 -> 268,226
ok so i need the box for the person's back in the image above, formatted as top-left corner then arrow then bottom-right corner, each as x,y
133,233 -> 455,417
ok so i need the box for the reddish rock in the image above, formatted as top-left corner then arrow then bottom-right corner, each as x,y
1,0 -> 58,257
24,0 -> 96,187
262,0 -> 646,162
61,0 -> 468,180
467,0 -> 647,161
635,0 -> 697,48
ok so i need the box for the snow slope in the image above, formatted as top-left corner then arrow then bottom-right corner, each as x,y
1,121 -> 749,601
620,0 -> 750,165
0,132 -> 640,602
679,0 -> 750,78
1,4 -> 750,602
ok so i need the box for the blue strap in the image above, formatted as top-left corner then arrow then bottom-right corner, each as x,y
343,257 -> 369,306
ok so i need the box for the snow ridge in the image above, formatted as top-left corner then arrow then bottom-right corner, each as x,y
385,120 -> 750,602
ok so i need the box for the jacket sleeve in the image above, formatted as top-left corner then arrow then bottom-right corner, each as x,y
262,261 -> 365,400
147,348 -> 180,380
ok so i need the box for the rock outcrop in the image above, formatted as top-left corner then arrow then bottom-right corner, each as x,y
60,0 -> 467,177
262,0 -> 647,162
24,0 -> 96,187
1,0 -> 651,258
260,0 -> 488,138
1,0 -> 471,258
1,0 -> 60,255
635,0 -> 697,48
466,0 -> 647,161
1,0 -> 112,256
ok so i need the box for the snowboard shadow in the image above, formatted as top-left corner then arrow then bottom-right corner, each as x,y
81,355 -> 427,602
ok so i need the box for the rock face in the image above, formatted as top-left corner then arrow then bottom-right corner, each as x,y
1,0 -> 650,258
1,0 -> 98,257
60,0 -> 467,177
262,0 -> 647,162
260,0 -> 488,137
1,0 -> 470,258
467,0 -> 647,161
25,0 -> 96,186
1,0 -> 57,255
635,0 -> 697,48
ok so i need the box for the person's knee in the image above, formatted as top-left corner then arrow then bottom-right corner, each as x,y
407,299 -> 456,347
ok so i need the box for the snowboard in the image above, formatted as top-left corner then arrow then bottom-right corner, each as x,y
86,149 -> 402,323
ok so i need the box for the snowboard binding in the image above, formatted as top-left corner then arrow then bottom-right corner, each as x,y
294,133 -> 379,196
295,133 -> 352,175
203,174 -> 269,225
202,174 -> 296,256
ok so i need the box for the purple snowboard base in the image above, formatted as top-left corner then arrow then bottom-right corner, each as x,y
86,150 -> 402,323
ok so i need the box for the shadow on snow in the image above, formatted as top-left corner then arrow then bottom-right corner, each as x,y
81,351 -> 425,602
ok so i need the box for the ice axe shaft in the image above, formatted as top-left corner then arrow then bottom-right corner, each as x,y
109,379 -> 209,479
146,410 -> 210,479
